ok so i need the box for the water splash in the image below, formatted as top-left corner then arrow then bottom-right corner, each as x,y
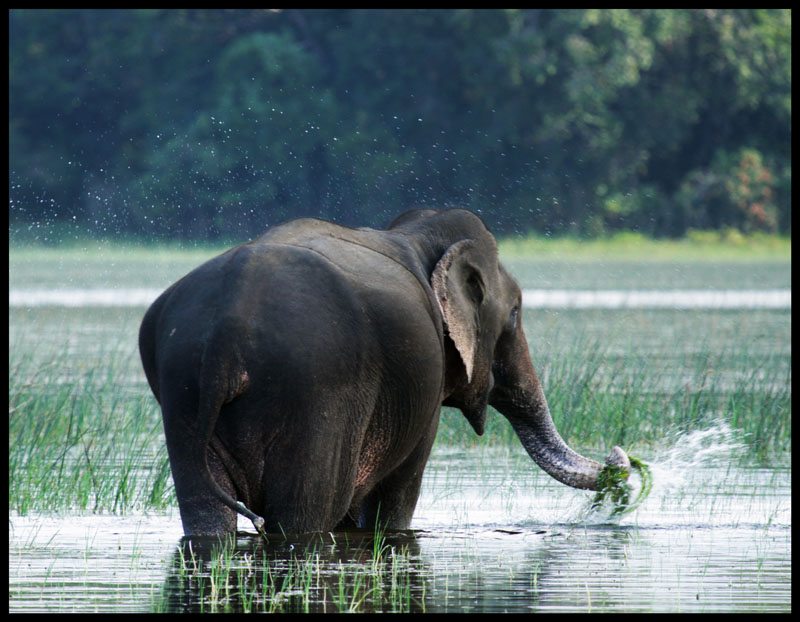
651,418 -> 748,473
575,418 -> 748,524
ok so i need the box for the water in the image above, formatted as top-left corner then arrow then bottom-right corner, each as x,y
9,288 -> 165,307
8,287 -> 791,308
9,429 -> 791,612
521,289 -> 790,309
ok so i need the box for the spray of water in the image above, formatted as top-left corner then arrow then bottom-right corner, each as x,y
574,417 -> 747,524
651,418 -> 747,474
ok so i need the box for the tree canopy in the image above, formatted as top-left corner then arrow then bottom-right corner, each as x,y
9,9 -> 791,241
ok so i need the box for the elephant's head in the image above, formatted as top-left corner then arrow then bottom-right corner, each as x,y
395,209 -> 629,491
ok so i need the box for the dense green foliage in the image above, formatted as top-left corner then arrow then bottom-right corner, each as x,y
10,9 -> 791,240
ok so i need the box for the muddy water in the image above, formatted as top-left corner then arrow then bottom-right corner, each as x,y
9,426 -> 791,613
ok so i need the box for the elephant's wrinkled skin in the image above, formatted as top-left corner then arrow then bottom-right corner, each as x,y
139,209 -> 629,535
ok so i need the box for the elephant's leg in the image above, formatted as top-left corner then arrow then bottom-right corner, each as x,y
356,411 -> 440,530
256,437 -> 363,534
162,405 -> 238,535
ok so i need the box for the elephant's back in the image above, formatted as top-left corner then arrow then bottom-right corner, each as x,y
214,240 -> 443,403
142,236 -> 441,398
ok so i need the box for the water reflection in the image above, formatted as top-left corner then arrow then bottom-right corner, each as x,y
158,529 -> 427,613
413,525 -> 639,613
156,524 -> 650,613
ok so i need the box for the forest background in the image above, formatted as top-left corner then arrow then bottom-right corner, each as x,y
9,9 -> 792,242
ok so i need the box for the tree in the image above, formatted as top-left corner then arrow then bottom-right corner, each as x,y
9,9 -> 791,241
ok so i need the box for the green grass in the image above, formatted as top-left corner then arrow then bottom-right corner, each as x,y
9,244 -> 222,290
497,229 -> 791,262
10,228 -> 791,262
9,310 -> 789,516
10,230 -> 790,291
8,342 -> 173,515
153,530 -> 425,613
434,334 -> 791,462
8,246 -> 791,516
9,240 -> 225,260
434,304 -> 791,460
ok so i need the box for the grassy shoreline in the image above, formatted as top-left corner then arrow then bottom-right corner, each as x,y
497,230 -> 791,262
9,229 -> 791,263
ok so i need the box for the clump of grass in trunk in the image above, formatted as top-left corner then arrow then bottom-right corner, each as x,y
590,455 -> 653,518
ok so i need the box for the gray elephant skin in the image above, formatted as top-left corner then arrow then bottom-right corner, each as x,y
139,209 -> 629,536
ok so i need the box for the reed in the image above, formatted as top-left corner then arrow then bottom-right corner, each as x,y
434,322 -> 790,463
9,307 -> 789,515
154,531 -> 424,613
9,340 -> 172,515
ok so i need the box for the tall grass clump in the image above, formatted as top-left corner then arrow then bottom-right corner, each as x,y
8,340 -> 171,514
155,531 -> 426,613
434,327 -> 790,463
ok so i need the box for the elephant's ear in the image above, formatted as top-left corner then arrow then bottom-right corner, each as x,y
431,240 -> 484,383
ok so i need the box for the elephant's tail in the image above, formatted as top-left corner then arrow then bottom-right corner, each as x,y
196,356 -> 266,533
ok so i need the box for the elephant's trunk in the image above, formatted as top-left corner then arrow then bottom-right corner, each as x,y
491,331 -> 630,491
505,400 -> 630,490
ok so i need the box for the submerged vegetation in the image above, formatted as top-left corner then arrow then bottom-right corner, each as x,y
435,319 -> 791,462
155,530 -> 426,613
8,342 -> 173,515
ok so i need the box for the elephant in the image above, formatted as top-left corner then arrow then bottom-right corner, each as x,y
139,208 -> 630,536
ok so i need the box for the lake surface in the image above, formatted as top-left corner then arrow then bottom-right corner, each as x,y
10,436 -> 791,613
8,287 -> 791,308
